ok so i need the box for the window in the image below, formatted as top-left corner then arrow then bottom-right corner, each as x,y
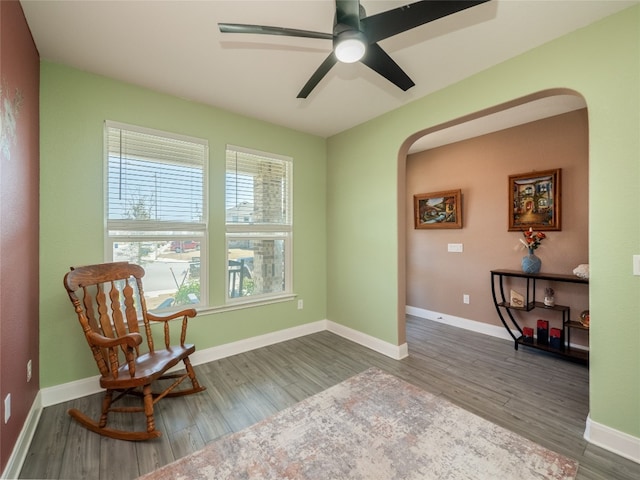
225,146 -> 292,301
105,121 -> 208,310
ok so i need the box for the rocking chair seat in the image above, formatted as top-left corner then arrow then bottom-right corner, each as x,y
102,344 -> 196,389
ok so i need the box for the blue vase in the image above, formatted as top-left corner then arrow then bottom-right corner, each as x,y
521,249 -> 541,274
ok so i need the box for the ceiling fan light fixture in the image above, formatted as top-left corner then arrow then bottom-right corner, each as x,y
335,31 -> 366,63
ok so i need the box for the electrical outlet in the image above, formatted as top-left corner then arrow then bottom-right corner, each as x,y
463,294 -> 470,304
4,394 -> 10,424
27,360 -> 32,382
297,299 -> 303,310
633,255 -> 640,276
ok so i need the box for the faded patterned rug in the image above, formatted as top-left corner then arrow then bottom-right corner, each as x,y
139,368 -> 578,480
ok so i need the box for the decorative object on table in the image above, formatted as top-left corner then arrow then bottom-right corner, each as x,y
549,328 -> 563,350
519,227 -> 546,274
544,287 -> 555,307
510,289 -> 525,308
537,319 -> 549,345
414,189 -> 462,229
573,264 -> 589,279
522,327 -> 534,344
508,168 -> 561,231
580,310 -> 590,328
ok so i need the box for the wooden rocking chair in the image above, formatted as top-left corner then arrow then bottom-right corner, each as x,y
63,262 -> 206,441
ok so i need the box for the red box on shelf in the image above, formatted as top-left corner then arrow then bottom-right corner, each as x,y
522,327 -> 534,343
549,327 -> 563,350
537,319 -> 549,345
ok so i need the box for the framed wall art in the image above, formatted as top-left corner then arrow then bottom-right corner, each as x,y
508,169 -> 561,231
414,189 -> 462,229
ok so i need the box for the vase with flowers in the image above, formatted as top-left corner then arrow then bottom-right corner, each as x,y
519,227 -> 546,274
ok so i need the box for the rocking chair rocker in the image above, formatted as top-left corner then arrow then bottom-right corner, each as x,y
63,262 -> 206,441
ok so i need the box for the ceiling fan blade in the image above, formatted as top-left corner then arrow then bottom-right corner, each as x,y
219,23 -> 332,40
360,43 -> 414,92
297,53 -> 338,99
335,0 -> 361,30
361,0 -> 489,43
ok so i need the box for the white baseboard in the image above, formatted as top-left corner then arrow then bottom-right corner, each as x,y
585,415 -> 640,464
40,319 -> 406,407
327,320 -> 408,360
1,391 -> 43,480
405,305 -> 516,341
188,320 -> 328,366
40,321 -> 327,407
40,374 -> 103,407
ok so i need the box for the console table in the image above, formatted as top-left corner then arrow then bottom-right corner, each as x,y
490,269 -> 589,364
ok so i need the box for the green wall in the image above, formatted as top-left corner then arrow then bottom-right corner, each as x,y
326,6 -> 639,438
40,5 -> 639,443
39,63 -> 327,387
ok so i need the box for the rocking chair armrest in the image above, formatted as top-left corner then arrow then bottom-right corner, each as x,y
147,309 -> 196,349
87,331 -> 143,349
147,308 -> 197,323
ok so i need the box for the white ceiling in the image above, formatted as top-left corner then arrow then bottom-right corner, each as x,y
20,0 -> 636,141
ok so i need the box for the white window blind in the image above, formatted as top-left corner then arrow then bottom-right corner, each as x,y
225,146 -> 292,227
104,121 -> 208,311
225,145 -> 293,301
106,121 -> 207,232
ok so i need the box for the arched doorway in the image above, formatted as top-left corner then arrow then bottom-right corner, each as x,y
396,89 -> 588,350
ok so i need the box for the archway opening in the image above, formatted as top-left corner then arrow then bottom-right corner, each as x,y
396,89 -> 588,353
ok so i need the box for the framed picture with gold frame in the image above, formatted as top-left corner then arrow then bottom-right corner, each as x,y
414,189 -> 462,229
508,169 -> 561,231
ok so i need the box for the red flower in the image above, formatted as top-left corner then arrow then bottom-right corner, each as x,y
519,228 -> 547,251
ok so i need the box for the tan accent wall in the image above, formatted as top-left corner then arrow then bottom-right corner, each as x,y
406,109 -> 589,346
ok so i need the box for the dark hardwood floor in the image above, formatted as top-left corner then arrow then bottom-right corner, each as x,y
20,316 -> 639,479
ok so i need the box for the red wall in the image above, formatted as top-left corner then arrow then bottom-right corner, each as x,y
0,0 -> 40,472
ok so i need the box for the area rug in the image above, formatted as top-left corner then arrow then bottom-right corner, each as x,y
138,368 -> 578,480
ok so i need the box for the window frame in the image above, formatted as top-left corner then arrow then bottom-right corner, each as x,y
225,145 -> 293,304
103,120 -> 209,310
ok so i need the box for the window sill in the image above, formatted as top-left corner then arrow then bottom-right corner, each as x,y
197,293 -> 297,315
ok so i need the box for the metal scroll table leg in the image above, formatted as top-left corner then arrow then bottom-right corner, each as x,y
491,272 -> 523,349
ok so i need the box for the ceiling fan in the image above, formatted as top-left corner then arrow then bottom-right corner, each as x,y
219,0 -> 489,98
